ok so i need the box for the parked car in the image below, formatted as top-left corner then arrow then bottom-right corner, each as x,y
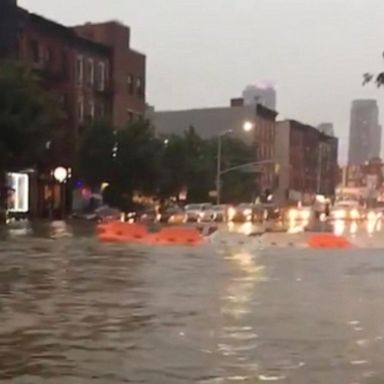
95,206 -> 122,222
330,201 -> 365,221
229,203 -> 254,223
260,203 -> 282,221
159,206 -> 187,224
285,206 -> 313,222
210,205 -> 230,222
185,203 -> 213,222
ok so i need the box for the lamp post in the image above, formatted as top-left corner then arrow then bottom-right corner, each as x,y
53,166 -> 68,219
216,121 -> 255,205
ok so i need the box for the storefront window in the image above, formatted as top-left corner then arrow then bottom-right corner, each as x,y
6,173 -> 29,213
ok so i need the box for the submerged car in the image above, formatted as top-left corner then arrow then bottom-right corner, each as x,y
159,206 -> 187,224
210,205 -> 230,222
185,203 -> 212,222
330,201 -> 365,221
229,203 -> 254,222
285,206 -> 313,222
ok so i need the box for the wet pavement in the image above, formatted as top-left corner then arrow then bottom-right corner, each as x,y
1,222 -> 384,383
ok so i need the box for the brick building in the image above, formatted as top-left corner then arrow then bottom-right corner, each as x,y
74,22 -> 146,126
19,12 -> 112,164
0,0 -> 146,163
0,0 -> 146,216
340,158 -> 384,191
275,120 -> 338,204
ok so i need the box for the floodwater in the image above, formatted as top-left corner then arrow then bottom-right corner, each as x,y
1,222 -> 384,383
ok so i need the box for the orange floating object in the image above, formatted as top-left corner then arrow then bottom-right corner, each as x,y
97,222 -> 204,246
151,226 -> 204,246
97,222 -> 149,243
307,234 -> 350,249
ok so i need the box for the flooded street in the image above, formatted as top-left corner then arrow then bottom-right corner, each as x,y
1,225 -> 384,383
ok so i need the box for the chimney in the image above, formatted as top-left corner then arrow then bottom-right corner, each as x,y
230,98 -> 244,107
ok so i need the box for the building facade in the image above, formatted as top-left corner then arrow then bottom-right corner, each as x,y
0,0 -> 146,161
0,0 -> 146,216
317,122 -> 334,137
275,120 -> 338,204
18,11 -> 112,164
242,82 -> 277,111
149,99 -> 278,194
348,99 -> 381,165
74,22 -> 146,126
339,158 -> 384,191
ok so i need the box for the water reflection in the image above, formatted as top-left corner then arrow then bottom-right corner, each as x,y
218,250 -> 267,380
333,219 -> 346,236
331,218 -> 384,237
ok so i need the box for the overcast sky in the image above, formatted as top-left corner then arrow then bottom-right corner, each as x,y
19,0 -> 384,163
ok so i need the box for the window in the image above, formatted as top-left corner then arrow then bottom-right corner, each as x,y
76,56 -> 84,85
136,76 -> 144,97
88,99 -> 95,120
43,47 -> 53,65
97,62 -> 106,91
127,74 -> 134,94
30,39 -> 40,63
61,50 -> 68,78
87,59 -> 94,86
58,94 -> 68,109
127,110 -> 134,122
259,146 -> 265,159
77,96 -> 84,123
97,102 -> 105,119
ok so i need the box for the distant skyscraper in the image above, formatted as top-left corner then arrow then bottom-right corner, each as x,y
318,123 -> 334,137
348,100 -> 381,165
242,82 -> 276,111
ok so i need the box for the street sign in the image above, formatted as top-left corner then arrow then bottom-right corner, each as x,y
178,188 -> 188,201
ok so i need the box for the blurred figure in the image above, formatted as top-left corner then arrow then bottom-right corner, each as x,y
325,202 -> 330,217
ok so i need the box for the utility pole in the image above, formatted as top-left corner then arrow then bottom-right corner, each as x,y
317,142 -> 323,194
216,134 -> 222,205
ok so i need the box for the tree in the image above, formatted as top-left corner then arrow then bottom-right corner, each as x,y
113,120 -> 163,207
160,126 -> 215,202
77,119 -> 115,188
0,61 -> 59,170
363,52 -> 384,86
207,135 -> 257,203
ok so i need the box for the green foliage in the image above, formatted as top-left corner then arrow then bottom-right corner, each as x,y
209,135 -> 257,203
363,53 -> 384,86
0,61 -> 58,170
78,120 -> 258,208
114,120 -> 163,195
77,120 -> 115,186
159,126 -> 215,202
78,119 -> 163,208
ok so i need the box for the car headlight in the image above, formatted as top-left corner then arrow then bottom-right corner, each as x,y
334,209 -> 346,219
367,211 -> 376,221
350,209 -> 359,219
228,207 -> 236,221
243,208 -> 252,216
288,209 -> 298,220
300,210 -> 311,220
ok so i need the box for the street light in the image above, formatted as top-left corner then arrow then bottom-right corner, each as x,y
53,166 -> 68,219
216,121 -> 254,204
243,121 -> 254,132
53,167 -> 68,183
